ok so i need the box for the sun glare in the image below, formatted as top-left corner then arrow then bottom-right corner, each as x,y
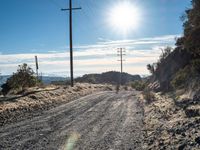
108,1 -> 141,34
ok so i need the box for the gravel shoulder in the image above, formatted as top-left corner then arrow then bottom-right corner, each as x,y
0,91 -> 144,150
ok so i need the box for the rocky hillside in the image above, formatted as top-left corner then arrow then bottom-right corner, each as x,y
148,0 -> 200,93
149,48 -> 192,92
75,71 -> 141,85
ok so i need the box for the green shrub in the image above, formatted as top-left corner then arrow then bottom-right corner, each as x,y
131,81 -> 146,91
147,47 -> 173,75
171,66 -> 190,89
124,86 -> 128,91
143,90 -> 155,104
191,59 -> 200,73
1,63 -> 38,95
147,64 -> 156,75
1,83 -> 11,96
159,47 -> 172,63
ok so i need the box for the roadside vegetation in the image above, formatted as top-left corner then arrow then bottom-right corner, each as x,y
170,66 -> 191,89
130,80 -> 147,91
147,46 -> 172,76
142,90 -> 155,104
1,63 -> 40,96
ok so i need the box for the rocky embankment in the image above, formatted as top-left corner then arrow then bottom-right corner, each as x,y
142,92 -> 200,149
0,83 -> 113,126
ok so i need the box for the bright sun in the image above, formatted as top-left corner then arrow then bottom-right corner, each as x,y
108,1 -> 141,34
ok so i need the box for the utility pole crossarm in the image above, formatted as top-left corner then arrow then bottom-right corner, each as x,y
61,7 -> 81,11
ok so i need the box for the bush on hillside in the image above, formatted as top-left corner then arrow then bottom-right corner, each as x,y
147,64 -> 155,75
131,81 -> 146,91
171,66 -> 191,89
124,86 -> 128,91
147,47 -> 173,75
1,63 -> 38,96
143,89 -> 156,104
159,47 -> 173,63
191,59 -> 200,73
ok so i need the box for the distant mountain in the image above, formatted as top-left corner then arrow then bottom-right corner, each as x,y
0,75 -> 69,86
0,72 -> 141,86
41,76 -> 69,85
75,71 -> 141,85
0,75 -> 10,86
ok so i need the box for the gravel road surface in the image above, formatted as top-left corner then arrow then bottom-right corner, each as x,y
0,91 -> 144,150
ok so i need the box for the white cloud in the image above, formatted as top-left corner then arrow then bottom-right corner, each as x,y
0,34 -> 179,76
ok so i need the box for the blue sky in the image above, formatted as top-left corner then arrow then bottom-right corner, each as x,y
0,0 -> 191,76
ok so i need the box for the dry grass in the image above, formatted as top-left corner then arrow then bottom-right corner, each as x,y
143,90 -> 156,104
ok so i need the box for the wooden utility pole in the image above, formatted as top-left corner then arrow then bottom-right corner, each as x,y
61,0 -> 81,87
117,48 -> 125,85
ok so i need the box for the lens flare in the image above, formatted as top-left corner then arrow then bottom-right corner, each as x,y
64,132 -> 80,150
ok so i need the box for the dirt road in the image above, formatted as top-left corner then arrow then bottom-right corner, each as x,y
0,91 -> 144,150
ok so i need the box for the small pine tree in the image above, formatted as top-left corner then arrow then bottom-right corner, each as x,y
1,63 -> 38,95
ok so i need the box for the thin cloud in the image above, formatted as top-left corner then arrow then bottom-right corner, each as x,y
0,34 -> 178,76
